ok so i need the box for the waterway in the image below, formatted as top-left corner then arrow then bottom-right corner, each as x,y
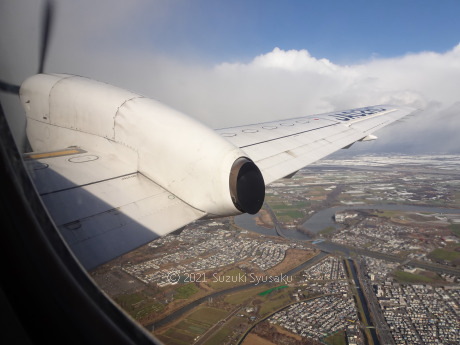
234,213 -> 278,237
235,204 -> 460,241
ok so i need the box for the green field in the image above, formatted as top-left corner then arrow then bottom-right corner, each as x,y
158,307 -> 229,345
174,283 -> 199,299
453,191 -> 460,207
428,248 -> 460,262
449,224 -> 460,237
203,327 -> 232,345
187,307 -> 229,325
258,285 -> 288,296
393,270 -> 434,283
114,292 -> 164,320
372,210 -> 406,219
225,285 -> 269,305
258,288 -> 294,316
323,330 -> 347,345
226,284 -> 294,315
115,291 -> 144,306
270,201 -> 309,222
175,319 -> 208,334
201,315 -> 246,345
158,320 -> 203,345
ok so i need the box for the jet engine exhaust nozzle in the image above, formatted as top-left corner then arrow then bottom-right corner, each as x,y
229,157 -> 265,215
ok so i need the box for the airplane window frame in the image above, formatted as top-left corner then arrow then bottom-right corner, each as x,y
0,101 -> 162,345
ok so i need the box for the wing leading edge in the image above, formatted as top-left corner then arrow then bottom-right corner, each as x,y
217,105 -> 415,183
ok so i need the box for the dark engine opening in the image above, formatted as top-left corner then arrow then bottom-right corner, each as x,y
229,157 -> 265,214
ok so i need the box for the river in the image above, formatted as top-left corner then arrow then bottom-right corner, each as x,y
235,204 -> 460,241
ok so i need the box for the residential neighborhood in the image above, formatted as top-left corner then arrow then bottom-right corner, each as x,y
90,154 -> 460,345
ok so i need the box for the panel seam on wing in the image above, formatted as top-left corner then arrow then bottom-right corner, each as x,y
39,171 -> 138,196
239,123 -> 338,149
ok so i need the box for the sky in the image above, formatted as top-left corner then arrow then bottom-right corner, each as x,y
1,0 -> 459,154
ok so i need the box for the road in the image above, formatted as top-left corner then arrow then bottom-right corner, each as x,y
346,259 -> 380,345
356,259 -> 395,345
148,251 -> 327,331
263,203 -> 289,239
315,240 -> 460,276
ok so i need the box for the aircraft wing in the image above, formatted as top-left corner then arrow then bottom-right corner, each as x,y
24,148 -> 205,269
216,105 -> 414,184
24,104 -> 415,269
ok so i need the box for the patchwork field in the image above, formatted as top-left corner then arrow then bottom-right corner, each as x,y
157,307 -> 229,345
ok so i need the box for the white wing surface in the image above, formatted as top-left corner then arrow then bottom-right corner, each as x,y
24,148 -> 205,269
217,105 -> 414,183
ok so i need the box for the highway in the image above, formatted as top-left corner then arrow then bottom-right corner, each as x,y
346,259 -> 380,345
355,260 -> 395,345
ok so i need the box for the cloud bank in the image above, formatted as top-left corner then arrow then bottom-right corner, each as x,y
105,45 -> 459,154
205,45 -> 460,125
1,1 -> 459,154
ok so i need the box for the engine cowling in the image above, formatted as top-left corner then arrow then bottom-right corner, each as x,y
20,73 -> 265,216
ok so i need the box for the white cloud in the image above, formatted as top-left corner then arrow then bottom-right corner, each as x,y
1,0 -> 459,153
153,45 -> 460,125
133,45 -> 460,153
223,47 -> 340,74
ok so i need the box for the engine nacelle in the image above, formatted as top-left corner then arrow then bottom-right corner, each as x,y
20,74 -> 265,216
